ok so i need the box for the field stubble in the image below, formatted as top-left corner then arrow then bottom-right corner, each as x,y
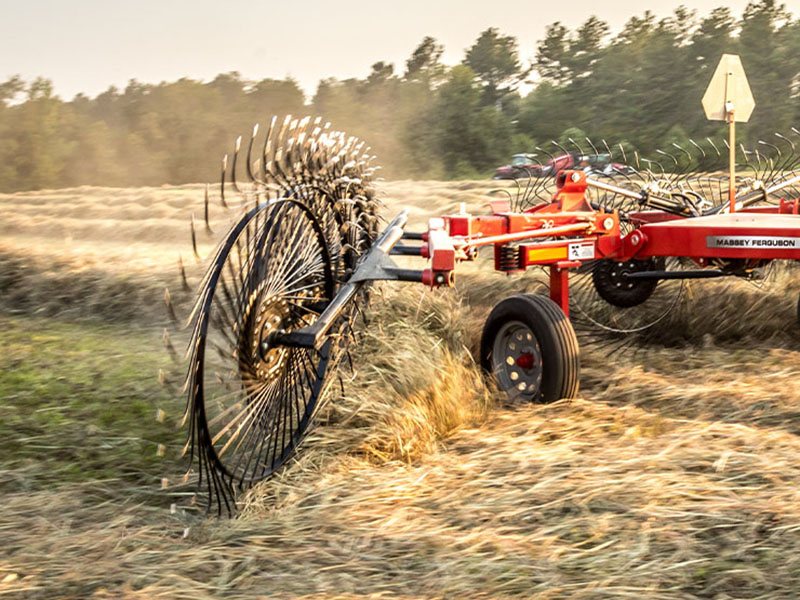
1,181 -> 800,598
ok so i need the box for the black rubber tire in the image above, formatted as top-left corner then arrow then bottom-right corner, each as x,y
591,258 -> 663,308
796,293 -> 800,327
480,294 -> 580,403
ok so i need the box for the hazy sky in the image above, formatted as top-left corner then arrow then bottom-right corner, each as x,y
1,0 -> 792,100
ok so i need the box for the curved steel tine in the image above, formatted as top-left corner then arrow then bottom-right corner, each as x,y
643,157 -> 666,179
689,139 -> 706,160
261,115 -> 278,182
178,255 -> 190,291
599,139 -> 613,159
753,147 -> 767,180
647,160 -> 669,181
219,155 -> 229,208
776,131 -> 795,151
597,139 -> 631,192
204,184 -> 213,234
759,138 -> 781,157
520,167 -> 536,209
536,145 -> 557,164
190,213 -> 200,260
230,136 -> 242,194
655,148 -> 679,168
672,142 -> 693,165
517,153 -> 547,208
245,123 -> 260,184
617,142 -> 629,165
671,143 -> 697,187
270,116 -> 294,188
507,172 -> 523,208
758,140 -> 782,184
773,132 -> 799,173
586,137 -> 600,156
489,187 -> 517,210
551,139 -> 571,157
488,188 -> 514,202
535,146 -> 559,180
164,287 -> 179,324
654,148 -> 679,187
706,137 -> 721,158
567,137 -> 585,156
739,143 -> 756,176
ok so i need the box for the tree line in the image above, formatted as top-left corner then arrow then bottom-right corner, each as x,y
1,0 -> 798,191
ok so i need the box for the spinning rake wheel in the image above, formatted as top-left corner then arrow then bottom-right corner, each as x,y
180,117 -> 379,513
184,200 -> 334,512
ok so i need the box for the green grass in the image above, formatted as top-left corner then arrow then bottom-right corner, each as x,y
0,316 -> 182,492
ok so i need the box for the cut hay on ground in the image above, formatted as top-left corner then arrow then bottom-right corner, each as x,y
1,181 -> 800,598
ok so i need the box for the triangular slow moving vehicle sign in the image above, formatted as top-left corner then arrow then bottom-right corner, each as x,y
702,54 -> 755,123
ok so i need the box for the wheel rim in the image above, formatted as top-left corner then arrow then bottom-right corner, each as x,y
491,320 -> 543,400
186,199 -> 335,512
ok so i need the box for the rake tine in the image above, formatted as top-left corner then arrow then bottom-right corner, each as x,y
616,142 -> 628,165
190,213 -> 200,261
536,145 -> 558,166
163,328 -> 178,362
178,255 -> 190,292
245,123 -> 259,184
688,139 -> 706,161
261,116 -> 278,179
776,131 -> 795,151
758,140 -> 781,185
586,137 -> 600,156
772,132 -> 798,173
204,184 -> 213,234
706,137 -> 721,158
164,287 -> 179,324
220,155 -> 229,209
670,143 -> 695,187
567,137 -> 585,156
551,139 -> 571,157
739,143 -> 756,176
231,136 -> 242,194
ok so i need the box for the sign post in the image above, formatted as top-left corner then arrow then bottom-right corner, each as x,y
702,54 -> 755,213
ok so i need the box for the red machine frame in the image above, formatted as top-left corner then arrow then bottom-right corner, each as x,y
417,170 -> 800,317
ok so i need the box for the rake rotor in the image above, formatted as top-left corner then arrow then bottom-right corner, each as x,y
498,132 -> 800,344
180,117 -> 381,514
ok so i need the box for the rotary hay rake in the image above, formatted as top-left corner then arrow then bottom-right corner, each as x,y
167,115 -> 800,514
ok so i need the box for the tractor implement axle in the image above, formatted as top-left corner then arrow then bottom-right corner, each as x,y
624,269 -> 727,280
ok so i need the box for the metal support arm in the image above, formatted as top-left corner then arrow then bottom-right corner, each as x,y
273,211 -> 417,349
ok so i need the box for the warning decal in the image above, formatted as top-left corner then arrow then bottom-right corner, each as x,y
568,241 -> 596,261
706,236 -> 800,249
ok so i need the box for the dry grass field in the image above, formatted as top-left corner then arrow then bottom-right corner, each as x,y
2,180 -> 800,599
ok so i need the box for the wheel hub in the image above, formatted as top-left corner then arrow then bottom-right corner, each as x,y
515,352 -> 535,370
591,257 -> 663,309
492,321 -> 543,400
253,296 -> 290,382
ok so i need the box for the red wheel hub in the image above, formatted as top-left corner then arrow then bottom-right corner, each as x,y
516,352 -> 535,370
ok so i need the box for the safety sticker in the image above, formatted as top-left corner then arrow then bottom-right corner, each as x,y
706,236 -> 800,249
568,242 -> 596,260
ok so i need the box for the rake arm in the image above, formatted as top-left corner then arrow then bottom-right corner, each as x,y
273,211 -> 420,349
